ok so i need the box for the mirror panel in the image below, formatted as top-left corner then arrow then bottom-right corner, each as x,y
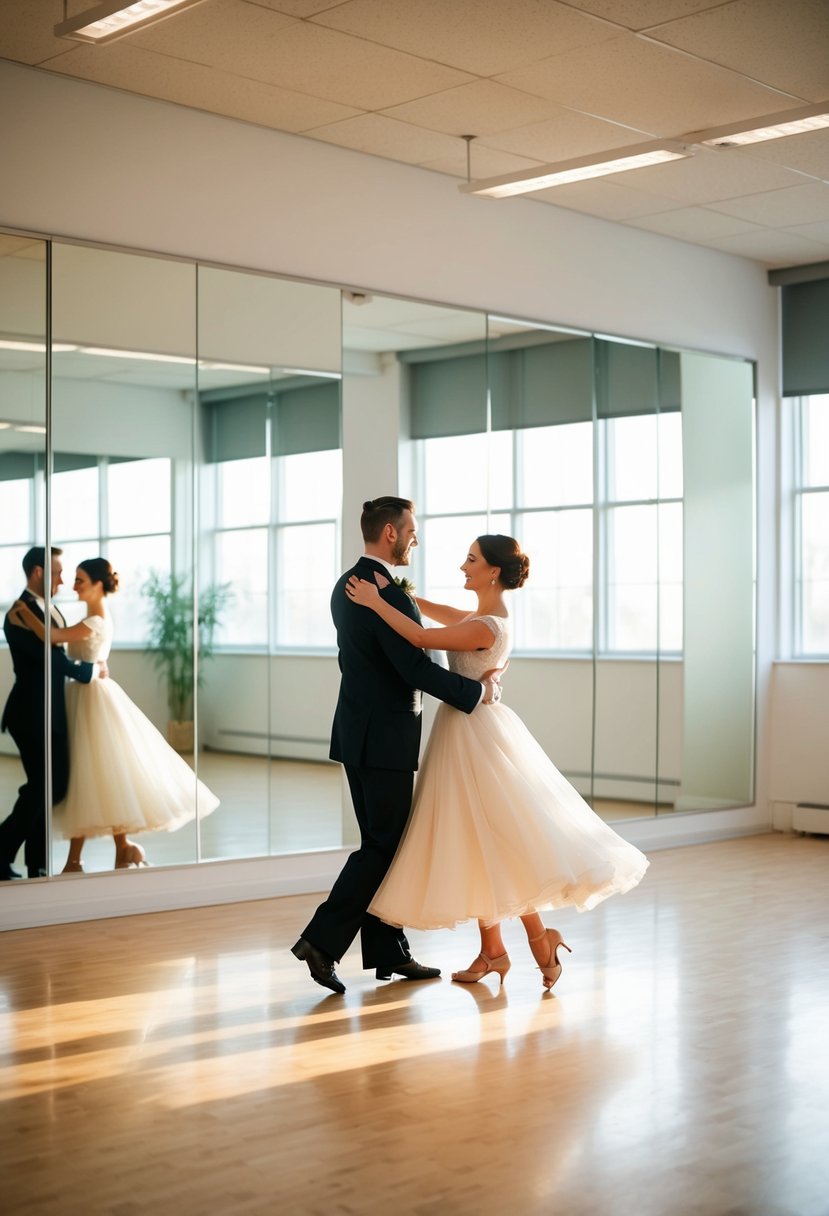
487,317 -> 596,803
675,352 -> 755,810
197,266 -> 343,859
0,235 -> 48,880
50,241 -> 198,872
592,337 -> 661,819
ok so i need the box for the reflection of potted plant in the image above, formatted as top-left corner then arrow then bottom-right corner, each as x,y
142,570 -> 232,753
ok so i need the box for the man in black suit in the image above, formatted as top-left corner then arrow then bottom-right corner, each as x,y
293,497 -> 500,994
0,546 -> 97,879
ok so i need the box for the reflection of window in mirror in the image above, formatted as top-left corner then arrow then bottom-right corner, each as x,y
206,395 -> 341,651
601,412 -> 683,654
793,393 -> 829,656
53,456 -> 172,641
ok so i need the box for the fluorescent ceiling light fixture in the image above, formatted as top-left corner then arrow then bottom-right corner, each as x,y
461,141 -> 691,199
17,425 -> 47,434
55,0 -> 206,44
687,101 -> 829,148
0,339 -> 78,353
0,423 -> 11,430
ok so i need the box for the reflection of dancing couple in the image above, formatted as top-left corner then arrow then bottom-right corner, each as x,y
0,547 -> 217,878
294,497 -> 649,995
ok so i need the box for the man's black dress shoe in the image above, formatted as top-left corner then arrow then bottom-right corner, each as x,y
375,959 -> 441,981
291,938 -> 346,994
0,862 -> 22,881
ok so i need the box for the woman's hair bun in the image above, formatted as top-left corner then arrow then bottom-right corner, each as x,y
476,534 -> 530,590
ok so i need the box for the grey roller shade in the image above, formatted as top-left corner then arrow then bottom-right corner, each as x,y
781,278 -> 829,396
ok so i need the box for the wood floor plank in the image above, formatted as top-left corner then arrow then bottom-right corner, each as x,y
1,833 -> 827,1216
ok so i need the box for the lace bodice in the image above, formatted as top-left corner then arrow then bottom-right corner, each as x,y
447,615 -> 510,679
67,614 -> 113,663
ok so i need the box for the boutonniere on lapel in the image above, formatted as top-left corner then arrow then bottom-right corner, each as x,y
393,576 -> 416,599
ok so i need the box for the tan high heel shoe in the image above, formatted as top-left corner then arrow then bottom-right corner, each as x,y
452,952 -> 511,986
115,842 -> 149,869
530,928 -> 572,991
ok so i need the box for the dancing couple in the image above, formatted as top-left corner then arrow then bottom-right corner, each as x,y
293,497 -> 648,995
1,548 -> 217,877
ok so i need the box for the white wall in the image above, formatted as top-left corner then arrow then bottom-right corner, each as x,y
0,61 -> 789,927
768,663 -> 829,823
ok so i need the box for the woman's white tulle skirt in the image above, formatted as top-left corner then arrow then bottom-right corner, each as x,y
57,679 -> 219,838
369,701 -> 649,930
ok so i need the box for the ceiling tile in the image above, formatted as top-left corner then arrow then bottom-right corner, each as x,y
129,0 -> 298,56
382,80 -> 566,138
559,1 -> 728,30
0,0 -> 70,63
706,182 -> 829,227
306,113 -> 460,164
47,43 -> 362,132
310,0 -> 619,76
531,179 -> 687,220
731,132 -> 829,183
626,206 -> 764,241
481,110 -> 650,162
495,32 -> 799,135
701,228 -> 829,266
646,0 -> 829,101
612,146 -> 806,204
247,0 -> 350,14
786,219 -> 829,244
128,0 -> 474,109
420,145 -> 544,180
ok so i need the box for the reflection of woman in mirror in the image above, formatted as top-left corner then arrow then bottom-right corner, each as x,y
11,557 -> 219,874
346,534 -> 649,990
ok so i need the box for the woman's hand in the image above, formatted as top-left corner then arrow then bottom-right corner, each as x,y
346,576 -> 382,608
10,601 -> 32,631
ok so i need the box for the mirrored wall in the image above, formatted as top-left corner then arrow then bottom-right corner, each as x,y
0,234 -> 755,881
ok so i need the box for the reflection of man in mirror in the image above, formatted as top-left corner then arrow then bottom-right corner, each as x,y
292,496 -> 500,994
0,547 -> 97,879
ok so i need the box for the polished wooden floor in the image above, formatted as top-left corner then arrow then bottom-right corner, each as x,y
1,833 -> 827,1216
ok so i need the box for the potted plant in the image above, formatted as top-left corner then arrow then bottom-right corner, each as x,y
142,570 -> 232,752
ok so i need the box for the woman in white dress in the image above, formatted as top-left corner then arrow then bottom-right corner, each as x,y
346,534 -> 649,990
11,557 -> 219,873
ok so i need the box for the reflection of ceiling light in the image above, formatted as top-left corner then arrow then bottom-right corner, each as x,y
0,340 -> 78,353
199,361 -> 270,375
687,102 -> 829,148
0,423 -> 11,430
54,0 -> 206,45
489,315 -> 589,336
281,368 -> 343,380
461,141 -> 691,198
80,346 -> 196,364
17,425 -> 47,434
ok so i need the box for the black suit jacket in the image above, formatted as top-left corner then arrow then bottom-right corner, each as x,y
2,590 -> 94,739
329,556 -> 481,772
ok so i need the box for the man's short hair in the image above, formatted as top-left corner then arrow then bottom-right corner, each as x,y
22,546 -> 62,578
360,497 -> 414,543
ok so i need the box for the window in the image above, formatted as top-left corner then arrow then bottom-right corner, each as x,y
794,394 -> 829,656
53,456 -> 172,641
203,376 -> 341,650
0,471 -> 35,605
